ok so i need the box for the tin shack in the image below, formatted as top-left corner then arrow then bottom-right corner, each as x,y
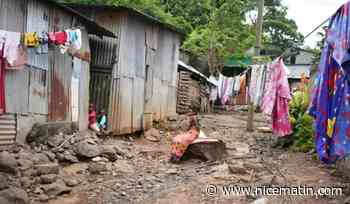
0,0 -> 115,144
67,4 -> 182,135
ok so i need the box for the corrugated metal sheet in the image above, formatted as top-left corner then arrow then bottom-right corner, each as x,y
0,114 -> 16,145
28,67 -> 48,114
5,69 -> 29,114
89,35 -> 116,68
26,0 -> 50,70
77,31 -> 90,131
0,0 -> 25,32
90,70 -> 111,113
48,8 -> 73,121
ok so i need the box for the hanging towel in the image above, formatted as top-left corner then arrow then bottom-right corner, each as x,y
221,77 -> 234,105
217,73 -> 224,99
5,45 -> 27,70
233,75 -> 241,94
49,31 -> 67,45
261,58 -> 292,137
3,31 -> 21,66
24,32 -> 39,47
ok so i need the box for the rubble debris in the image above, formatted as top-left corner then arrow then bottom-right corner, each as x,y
88,162 -> 108,174
144,128 -> 161,142
251,197 -> 268,204
40,174 -> 58,184
256,127 -> 272,133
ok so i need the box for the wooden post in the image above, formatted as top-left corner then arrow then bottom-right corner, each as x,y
247,0 -> 264,132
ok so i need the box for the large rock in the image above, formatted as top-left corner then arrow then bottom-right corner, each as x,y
27,122 -> 75,144
0,151 -> 17,174
0,187 -> 29,204
75,141 -> 100,158
0,174 -> 9,190
184,139 -> 226,161
42,180 -> 71,197
32,153 -> 51,165
144,128 -> 161,142
40,174 -> 58,184
88,162 -> 107,174
34,163 -> 59,176
99,145 -> 118,162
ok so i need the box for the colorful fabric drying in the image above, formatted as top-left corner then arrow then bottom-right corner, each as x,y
262,58 -> 292,137
309,2 -> 350,164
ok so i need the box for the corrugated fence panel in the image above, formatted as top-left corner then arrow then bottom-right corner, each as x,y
48,8 -> 73,122
0,114 -> 16,145
5,69 -> 29,114
26,0 -> 50,70
89,35 -> 116,68
78,30 -> 90,131
133,77 -> 144,132
28,67 -> 48,114
0,0 -> 25,32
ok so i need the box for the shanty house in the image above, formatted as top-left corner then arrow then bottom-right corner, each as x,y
67,4 -> 182,135
177,61 -> 215,114
0,0 -> 115,144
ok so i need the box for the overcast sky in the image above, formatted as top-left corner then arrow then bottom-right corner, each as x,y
282,0 -> 349,48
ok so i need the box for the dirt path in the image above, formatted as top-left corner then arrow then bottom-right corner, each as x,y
51,112 -> 348,204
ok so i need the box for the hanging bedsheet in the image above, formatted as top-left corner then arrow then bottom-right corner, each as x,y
249,64 -> 267,107
262,58 -> 292,137
309,2 -> 350,164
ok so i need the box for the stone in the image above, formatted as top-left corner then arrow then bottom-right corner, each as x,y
63,151 -> 79,163
271,176 -> 285,185
251,197 -> 268,204
19,177 -> 32,189
17,159 -> 34,171
38,194 -> 49,202
0,174 -> 8,190
184,139 -> 226,161
166,168 -> 178,175
40,174 -> 58,184
144,128 -> 161,142
243,162 -> 264,172
259,175 -> 275,185
88,162 -> 107,174
75,141 -> 100,158
0,187 -> 29,204
47,134 -> 65,148
92,157 -> 108,162
34,163 -> 59,176
44,151 -> 57,162
0,151 -> 17,174
99,146 -> 118,162
64,177 -> 80,187
42,180 -> 71,197
32,153 -> 51,165
26,122 -> 74,144
228,162 -> 247,175
178,118 -> 191,131
113,160 -> 134,174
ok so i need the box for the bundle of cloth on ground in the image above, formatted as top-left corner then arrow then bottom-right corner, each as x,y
309,1 -> 350,164
261,58 -> 293,137
208,73 -> 246,105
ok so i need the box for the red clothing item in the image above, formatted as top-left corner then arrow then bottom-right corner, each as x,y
48,32 -> 67,45
0,46 -> 6,114
88,110 -> 97,126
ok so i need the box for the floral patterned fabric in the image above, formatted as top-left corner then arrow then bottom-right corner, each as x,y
309,2 -> 350,164
262,58 -> 292,136
170,129 -> 199,162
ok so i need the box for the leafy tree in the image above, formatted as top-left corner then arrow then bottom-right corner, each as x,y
262,4 -> 304,55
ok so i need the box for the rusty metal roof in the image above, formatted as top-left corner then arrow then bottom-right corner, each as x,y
64,3 -> 185,35
44,0 -> 116,38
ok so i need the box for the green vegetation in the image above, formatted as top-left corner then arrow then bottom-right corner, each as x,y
288,85 -> 315,152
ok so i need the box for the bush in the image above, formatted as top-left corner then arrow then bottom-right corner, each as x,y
288,85 -> 315,152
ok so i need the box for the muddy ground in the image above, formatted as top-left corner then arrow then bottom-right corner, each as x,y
42,111 -> 350,204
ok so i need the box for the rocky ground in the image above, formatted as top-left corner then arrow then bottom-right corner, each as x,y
0,111 -> 348,204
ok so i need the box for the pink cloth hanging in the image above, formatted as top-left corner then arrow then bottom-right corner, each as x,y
261,58 -> 292,136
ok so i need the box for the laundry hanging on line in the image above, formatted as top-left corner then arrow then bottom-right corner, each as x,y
309,1 -> 350,164
249,64 -> 268,107
261,57 -> 292,137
